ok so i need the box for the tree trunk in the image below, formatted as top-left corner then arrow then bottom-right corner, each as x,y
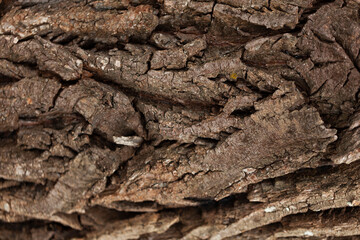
0,0 -> 360,239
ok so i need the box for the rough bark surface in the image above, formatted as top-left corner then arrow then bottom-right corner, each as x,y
0,0 -> 360,239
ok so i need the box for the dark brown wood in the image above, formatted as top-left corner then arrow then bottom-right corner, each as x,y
0,0 -> 360,239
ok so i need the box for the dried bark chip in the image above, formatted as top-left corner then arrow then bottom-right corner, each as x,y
54,79 -> 145,142
0,1 -> 159,42
0,77 -> 61,132
0,36 -> 83,81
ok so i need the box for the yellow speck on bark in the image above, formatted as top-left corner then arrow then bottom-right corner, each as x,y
230,73 -> 238,80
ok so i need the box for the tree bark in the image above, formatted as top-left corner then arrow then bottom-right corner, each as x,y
0,0 -> 360,239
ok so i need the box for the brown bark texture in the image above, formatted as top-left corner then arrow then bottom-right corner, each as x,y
0,0 -> 360,239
